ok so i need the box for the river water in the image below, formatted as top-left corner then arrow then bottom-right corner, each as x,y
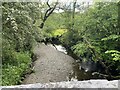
50,44 -> 106,81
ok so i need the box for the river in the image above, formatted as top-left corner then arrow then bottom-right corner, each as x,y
22,43 -> 105,84
51,44 -> 106,80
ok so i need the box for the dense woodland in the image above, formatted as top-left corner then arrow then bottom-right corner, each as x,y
2,1 -> 120,85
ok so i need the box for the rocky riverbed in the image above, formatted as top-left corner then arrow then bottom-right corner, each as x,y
22,43 -> 76,84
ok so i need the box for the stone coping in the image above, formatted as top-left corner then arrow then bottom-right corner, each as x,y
0,80 -> 119,89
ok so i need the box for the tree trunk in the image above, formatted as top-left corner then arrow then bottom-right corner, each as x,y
39,1 -> 58,29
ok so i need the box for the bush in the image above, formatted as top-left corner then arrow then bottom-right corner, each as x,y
2,52 -> 31,86
2,2 -> 43,85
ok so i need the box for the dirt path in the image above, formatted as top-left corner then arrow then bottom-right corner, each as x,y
22,43 -> 76,84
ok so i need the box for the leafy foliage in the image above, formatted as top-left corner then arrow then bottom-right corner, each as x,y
51,29 -> 67,37
71,43 -> 88,56
2,1 -> 120,85
2,52 -> 31,85
2,2 -> 44,85
105,50 -> 120,61
101,35 -> 120,41
59,2 -> 120,77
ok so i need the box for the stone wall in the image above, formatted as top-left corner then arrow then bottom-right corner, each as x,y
0,80 -> 119,89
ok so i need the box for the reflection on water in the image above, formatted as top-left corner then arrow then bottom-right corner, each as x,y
72,61 -> 92,80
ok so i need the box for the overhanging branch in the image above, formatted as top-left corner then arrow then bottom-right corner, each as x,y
39,1 -> 58,29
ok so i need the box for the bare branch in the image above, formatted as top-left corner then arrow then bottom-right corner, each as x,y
39,1 -> 58,29
47,0 -> 51,8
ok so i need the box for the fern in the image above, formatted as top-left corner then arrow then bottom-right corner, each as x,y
105,50 -> 120,61
71,43 -> 88,56
101,35 -> 120,41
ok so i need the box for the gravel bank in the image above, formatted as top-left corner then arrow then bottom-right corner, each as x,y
22,44 -> 76,84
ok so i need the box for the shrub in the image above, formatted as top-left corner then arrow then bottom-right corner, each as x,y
2,52 -> 31,86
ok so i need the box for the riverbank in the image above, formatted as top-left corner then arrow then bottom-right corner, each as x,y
22,43 -> 76,84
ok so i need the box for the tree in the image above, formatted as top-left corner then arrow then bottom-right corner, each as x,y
60,2 -> 120,79
39,0 -> 58,28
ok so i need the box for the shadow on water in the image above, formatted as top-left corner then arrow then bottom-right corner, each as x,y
72,61 -> 106,81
